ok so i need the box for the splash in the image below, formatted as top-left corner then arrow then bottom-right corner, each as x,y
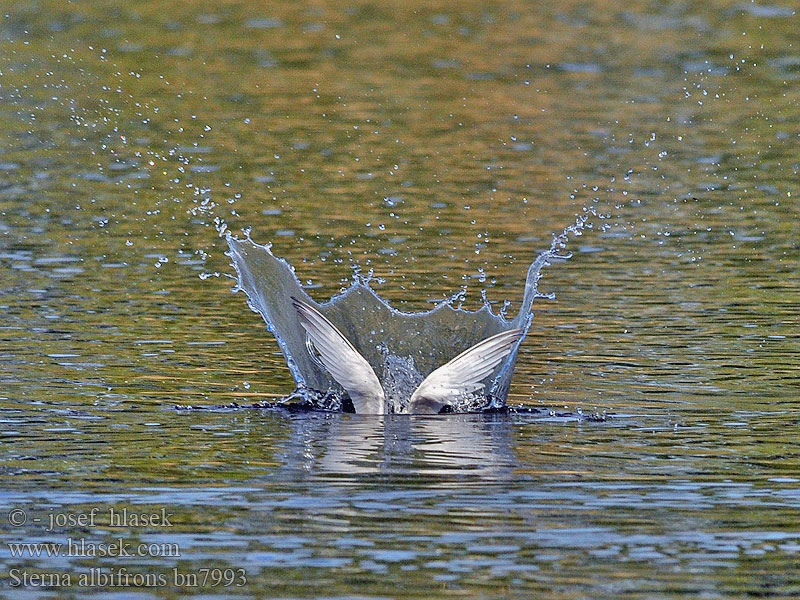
225,212 -> 595,413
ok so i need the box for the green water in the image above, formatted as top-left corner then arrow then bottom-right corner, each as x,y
1,0 -> 798,597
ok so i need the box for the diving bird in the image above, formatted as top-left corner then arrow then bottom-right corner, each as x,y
291,297 -> 524,414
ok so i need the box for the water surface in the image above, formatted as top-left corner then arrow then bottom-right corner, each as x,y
1,0 -> 798,597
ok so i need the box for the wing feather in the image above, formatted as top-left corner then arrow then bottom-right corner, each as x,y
408,328 -> 524,414
291,297 -> 385,414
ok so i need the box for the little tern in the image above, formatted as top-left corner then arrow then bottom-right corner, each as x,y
292,297 -> 523,414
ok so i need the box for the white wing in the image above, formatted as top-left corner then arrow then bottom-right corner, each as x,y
291,297 -> 385,414
408,328 -> 524,414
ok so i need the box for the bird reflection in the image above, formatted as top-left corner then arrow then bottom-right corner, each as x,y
284,413 -> 518,479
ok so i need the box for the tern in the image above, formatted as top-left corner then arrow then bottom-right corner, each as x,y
292,297 -> 524,414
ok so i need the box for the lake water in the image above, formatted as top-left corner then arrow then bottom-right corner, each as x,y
1,0 -> 798,597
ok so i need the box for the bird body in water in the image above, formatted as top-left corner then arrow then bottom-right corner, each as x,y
292,297 -> 524,414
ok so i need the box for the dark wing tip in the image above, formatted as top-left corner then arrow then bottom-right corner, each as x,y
290,297 -> 314,325
290,296 -> 310,312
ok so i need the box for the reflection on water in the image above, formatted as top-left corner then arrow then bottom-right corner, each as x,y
2,408 -> 800,597
1,0 -> 799,597
280,413 -> 519,477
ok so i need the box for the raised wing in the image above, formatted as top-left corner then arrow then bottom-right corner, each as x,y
408,328 -> 524,414
291,297 -> 385,414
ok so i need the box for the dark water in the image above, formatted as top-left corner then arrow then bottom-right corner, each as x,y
1,0 -> 799,597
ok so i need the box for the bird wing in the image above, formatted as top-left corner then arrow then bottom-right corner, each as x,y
408,328 -> 524,414
291,297 -> 385,414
